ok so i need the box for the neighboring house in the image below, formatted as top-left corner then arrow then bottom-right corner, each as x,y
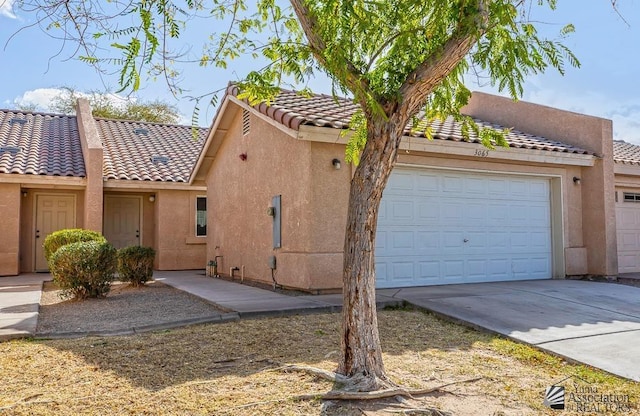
0,99 -> 208,276
613,140 -> 640,273
192,86 -> 619,292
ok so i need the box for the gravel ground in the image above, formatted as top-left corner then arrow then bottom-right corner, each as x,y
36,280 -> 226,335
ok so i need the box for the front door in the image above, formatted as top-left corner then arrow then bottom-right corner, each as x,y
35,194 -> 76,271
104,195 -> 141,249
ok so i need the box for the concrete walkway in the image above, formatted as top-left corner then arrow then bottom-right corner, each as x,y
154,270 -> 400,316
0,274 -> 50,341
2,271 -> 639,382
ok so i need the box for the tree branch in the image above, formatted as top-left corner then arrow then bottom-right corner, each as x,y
396,0 -> 490,120
289,0 -> 371,107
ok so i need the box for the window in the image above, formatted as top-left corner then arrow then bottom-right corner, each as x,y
196,196 -> 207,236
624,193 -> 640,202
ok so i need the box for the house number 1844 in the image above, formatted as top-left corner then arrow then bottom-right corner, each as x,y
474,149 -> 489,157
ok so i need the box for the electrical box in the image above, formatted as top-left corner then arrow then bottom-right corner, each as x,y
272,195 -> 281,248
268,255 -> 277,270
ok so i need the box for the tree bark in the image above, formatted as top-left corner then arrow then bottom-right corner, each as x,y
338,117 -> 405,390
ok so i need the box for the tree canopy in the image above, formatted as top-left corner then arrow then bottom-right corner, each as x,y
47,87 -> 180,123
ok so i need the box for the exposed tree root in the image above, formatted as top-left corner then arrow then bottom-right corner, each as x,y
282,366 -> 481,401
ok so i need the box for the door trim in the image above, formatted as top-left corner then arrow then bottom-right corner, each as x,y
33,192 -> 77,271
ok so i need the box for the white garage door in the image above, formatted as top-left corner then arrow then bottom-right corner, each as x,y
616,192 -> 640,273
375,168 -> 553,288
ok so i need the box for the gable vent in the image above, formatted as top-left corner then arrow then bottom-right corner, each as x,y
9,118 -> 27,125
623,192 -> 640,202
242,109 -> 251,136
134,128 -> 149,136
151,155 -> 171,165
0,145 -> 21,155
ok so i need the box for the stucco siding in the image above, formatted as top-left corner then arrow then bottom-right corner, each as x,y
155,189 -> 206,270
206,109 -> 315,289
0,183 -> 21,275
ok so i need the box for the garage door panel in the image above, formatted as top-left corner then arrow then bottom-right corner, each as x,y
376,167 -> 552,288
442,176 -> 464,193
418,261 -> 440,281
417,203 -> 438,221
416,231 -> 439,252
416,173 -> 439,192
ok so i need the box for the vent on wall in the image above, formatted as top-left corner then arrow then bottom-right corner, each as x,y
242,109 -> 251,136
623,192 -> 640,202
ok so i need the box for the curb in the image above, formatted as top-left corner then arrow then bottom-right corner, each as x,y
34,312 -> 240,340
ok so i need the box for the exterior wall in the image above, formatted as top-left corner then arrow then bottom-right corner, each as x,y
155,189 -> 206,270
19,189 -> 85,273
0,183 -> 21,275
206,110 -> 319,289
463,92 -> 617,277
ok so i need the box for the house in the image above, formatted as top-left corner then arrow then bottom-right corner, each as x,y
192,86 -> 624,292
0,99 -> 208,275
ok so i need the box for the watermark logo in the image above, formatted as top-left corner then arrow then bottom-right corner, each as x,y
544,385 -> 565,410
544,376 -> 632,413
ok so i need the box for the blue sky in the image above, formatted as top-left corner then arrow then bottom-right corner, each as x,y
1,1 -> 640,142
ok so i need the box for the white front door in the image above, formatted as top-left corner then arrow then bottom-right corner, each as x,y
616,192 -> 640,273
104,195 -> 141,249
35,194 -> 76,271
375,167 -> 553,288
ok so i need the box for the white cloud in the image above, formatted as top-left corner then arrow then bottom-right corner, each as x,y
12,88 -> 130,113
13,88 -> 64,111
0,0 -> 16,19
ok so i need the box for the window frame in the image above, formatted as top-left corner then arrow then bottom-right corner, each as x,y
195,195 -> 207,237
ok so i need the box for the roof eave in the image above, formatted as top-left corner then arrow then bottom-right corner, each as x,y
297,125 -> 596,167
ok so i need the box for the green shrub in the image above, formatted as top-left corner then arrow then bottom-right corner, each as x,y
44,228 -> 106,262
117,246 -> 156,287
50,241 -> 117,300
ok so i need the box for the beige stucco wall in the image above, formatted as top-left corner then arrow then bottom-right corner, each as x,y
206,109 -> 335,290
463,92 -> 617,277
154,189 -> 206,270
0,183 -> 21,275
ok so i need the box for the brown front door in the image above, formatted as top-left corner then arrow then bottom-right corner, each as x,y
35,194 -> 76,271
104,195 -> 141,249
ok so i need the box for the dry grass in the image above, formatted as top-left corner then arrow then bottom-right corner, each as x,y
1,308 -> 638,415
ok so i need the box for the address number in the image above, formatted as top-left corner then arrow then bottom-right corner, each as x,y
474,149 -> 489,157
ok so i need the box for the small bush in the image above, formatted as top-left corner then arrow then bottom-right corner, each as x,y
50,241 -> 117,300
44,228 -> 106,262
117,246 -> 156,287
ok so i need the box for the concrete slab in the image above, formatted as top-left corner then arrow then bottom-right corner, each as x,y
0,273 -> 50,341
391,280 -> 640,381
540,331 -> 640,382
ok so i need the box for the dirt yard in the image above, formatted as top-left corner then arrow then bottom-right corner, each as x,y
1,306 -> 638,415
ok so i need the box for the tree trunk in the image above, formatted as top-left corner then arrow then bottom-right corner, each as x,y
338,117 -> 405,391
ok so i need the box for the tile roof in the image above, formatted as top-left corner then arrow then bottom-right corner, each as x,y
97,118 -> 208,182
613,140 -> 640,165
228,85 -> 591,155
0,109 -> 86,177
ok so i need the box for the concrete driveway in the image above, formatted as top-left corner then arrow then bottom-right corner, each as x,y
381,280 -> 640,382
